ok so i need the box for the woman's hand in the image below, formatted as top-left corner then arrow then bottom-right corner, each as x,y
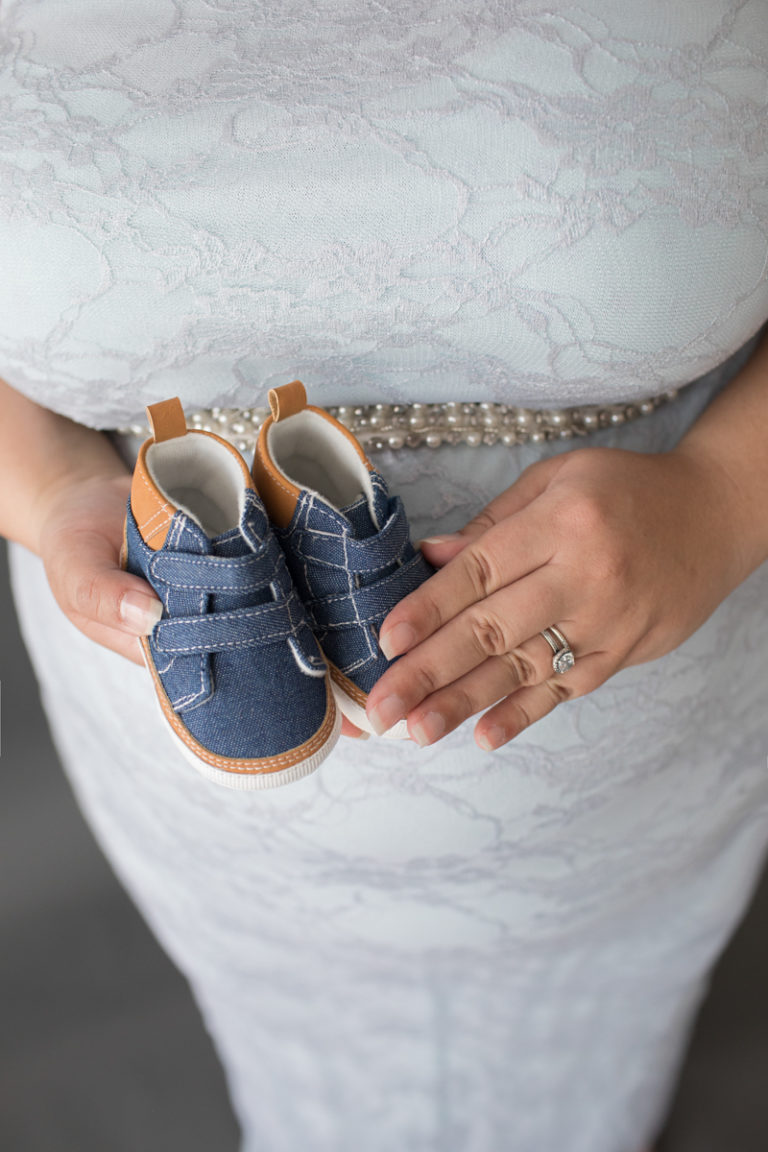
33,461 -> 368,740
35,471 -> 163,665
365,444 -> 748,750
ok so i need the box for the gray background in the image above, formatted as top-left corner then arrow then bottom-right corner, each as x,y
1,537 -> 766,1152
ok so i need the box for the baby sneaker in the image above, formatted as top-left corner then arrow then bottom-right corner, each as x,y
252,381 -> 434,738
121,397 -> 340,789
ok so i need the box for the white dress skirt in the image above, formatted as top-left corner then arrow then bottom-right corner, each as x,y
10,338 -> 768,1152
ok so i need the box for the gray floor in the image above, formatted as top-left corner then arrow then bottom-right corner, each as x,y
1,537 -> 766,1152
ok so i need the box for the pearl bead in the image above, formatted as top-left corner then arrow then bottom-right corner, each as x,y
117,392 -> 671,456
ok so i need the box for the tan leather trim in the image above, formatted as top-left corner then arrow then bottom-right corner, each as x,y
142,637 -> 338,774
147,397 -> 186,442
131,439 -> 176,551
119,514 -> 129,570
131,427 -> 253,551
268,380 -> 307,422
328,662 -> 368,707
253,419 -> 301,529
253,401 -> 374,530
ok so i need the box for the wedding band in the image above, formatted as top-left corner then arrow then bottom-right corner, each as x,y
540,626 -> 575,675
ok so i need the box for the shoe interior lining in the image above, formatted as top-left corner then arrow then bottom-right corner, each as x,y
267,411 -> 375,516
147,435 -> 246,537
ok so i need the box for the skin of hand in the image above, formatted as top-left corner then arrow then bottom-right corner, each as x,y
364,442 -> 748,751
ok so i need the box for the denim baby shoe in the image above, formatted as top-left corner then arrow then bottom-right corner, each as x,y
252,382 -> 434,738
121,397 -> 340,789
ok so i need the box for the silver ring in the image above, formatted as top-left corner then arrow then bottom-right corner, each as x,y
540,626 -> 575,675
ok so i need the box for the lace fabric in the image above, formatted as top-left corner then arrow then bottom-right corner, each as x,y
1,1 -> 767,424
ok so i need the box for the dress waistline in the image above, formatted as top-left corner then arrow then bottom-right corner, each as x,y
113,391 -> 678,455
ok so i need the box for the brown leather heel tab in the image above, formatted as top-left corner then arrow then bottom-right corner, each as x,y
146,397 -> 187,442
268,381 -> 307,422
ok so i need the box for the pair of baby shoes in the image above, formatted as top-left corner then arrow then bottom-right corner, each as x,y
121,382 -> 433,790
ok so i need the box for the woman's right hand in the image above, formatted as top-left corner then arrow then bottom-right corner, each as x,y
35,469 -> 370,741
35,471 -> 162,665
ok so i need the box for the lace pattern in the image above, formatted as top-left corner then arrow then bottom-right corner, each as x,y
0,1 -> 767,424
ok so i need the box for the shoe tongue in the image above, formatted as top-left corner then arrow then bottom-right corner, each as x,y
167,491 -> 268,558
170,491 -> 273,608
339,471 -> 390,539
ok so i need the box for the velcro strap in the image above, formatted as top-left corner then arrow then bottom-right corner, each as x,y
306,551 -> 433,631
150,549 -> 277,593
306,497 -> 411,573
154,596 -> 303,654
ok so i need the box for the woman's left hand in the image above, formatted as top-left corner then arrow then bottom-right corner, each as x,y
365,444 -> 748,750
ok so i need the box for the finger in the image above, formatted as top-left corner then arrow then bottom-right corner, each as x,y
405,631 -> 568,746
367,572 -> 566,734
340,716 -> 369,739
419,453 -> 563,558
379,502 -> 556,661
417,533 -> 472,569
44,526 -> 163,638
473,651 -> 620,750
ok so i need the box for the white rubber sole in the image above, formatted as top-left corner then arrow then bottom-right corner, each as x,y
330,677 -> 410,740
165,702 -> 341,791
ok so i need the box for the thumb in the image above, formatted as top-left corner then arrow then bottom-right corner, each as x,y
43,526 -> 163,662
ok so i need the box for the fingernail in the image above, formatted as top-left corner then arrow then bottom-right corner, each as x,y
352,730 -> 371,740
419,534 -> 461,546
410,711 -> 447,747
368,694 -> 406,736
477,724 -> 507,752
379,621 -> 416,661
120,591 -> 163,635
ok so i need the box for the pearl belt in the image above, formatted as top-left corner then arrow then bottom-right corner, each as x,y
116,391 -> 678,454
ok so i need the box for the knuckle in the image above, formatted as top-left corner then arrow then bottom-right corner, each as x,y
401,589 -> 441,636
468,608 -> 509,658
545,677 -> 573,705
449,683 -> 479,723
463,546 -> 498,600
558,491 -> 606,538
412,661 -> 441,699
510,699 -> 533,732
72,571 -> 103,619
500,648 -> 538,687
464,508 -> 496,535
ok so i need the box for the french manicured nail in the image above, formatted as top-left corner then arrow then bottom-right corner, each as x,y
378,621 -> 417,661
477,724 -> 507,752
120,591 -> 163,635
368,694 -> 406,736
352,730 -> 371,740
419,534 -> 461,546
410,711 -> 446,747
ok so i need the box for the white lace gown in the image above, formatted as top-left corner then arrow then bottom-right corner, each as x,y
3,4 -> 768,1150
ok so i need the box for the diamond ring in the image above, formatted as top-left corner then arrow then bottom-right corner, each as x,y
540,626 -> 575,675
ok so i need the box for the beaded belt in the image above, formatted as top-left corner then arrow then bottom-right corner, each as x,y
116,391 -> 678,454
